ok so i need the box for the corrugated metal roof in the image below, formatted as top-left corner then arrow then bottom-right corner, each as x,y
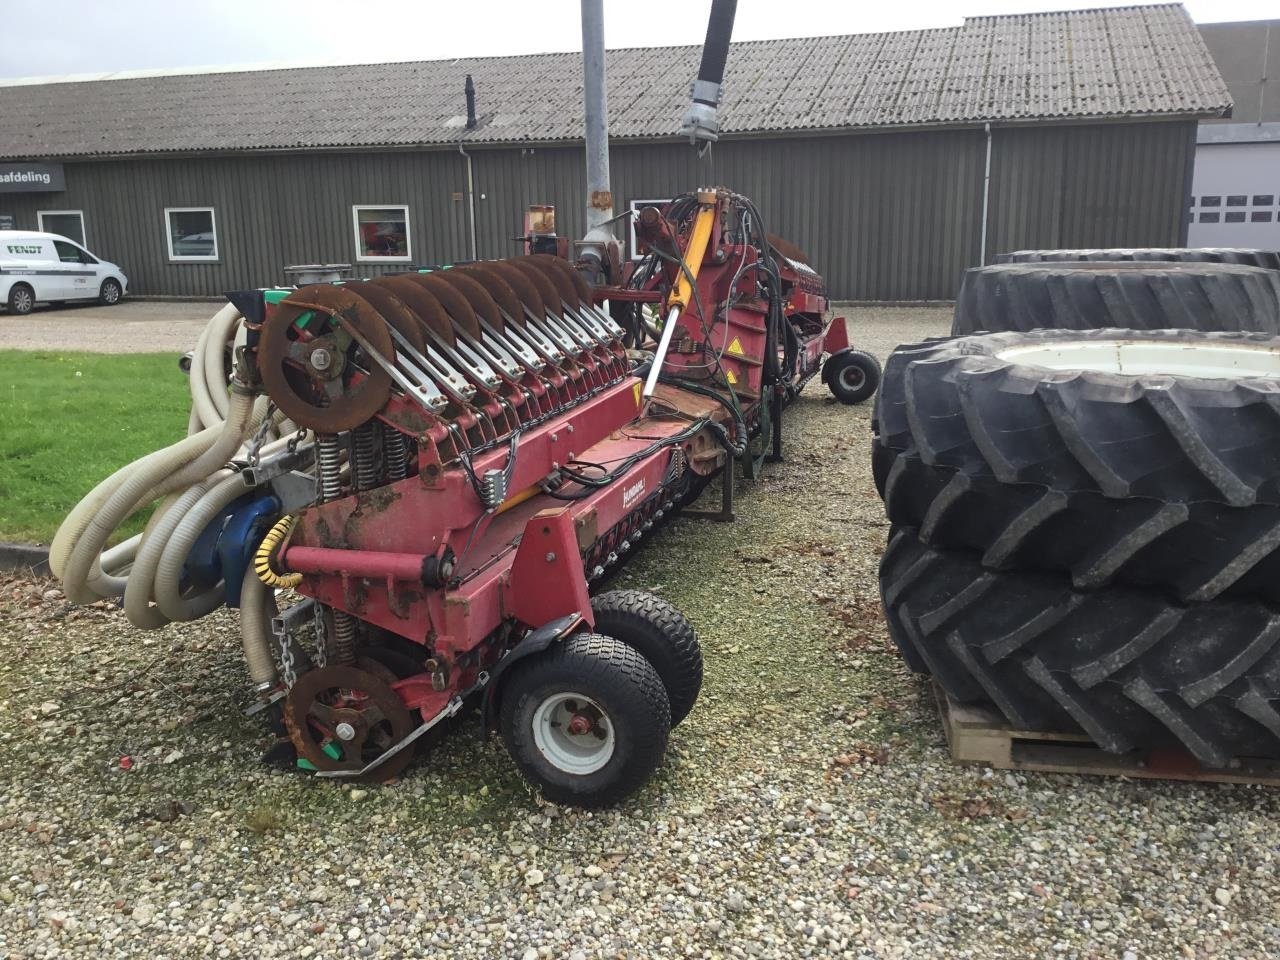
0,3 -> 1229,160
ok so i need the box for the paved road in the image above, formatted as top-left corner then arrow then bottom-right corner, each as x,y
0,300 -> 218,354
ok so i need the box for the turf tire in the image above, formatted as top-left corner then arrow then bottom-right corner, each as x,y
880,526 -> 1280,767
824,350 -> 882,404
590,590 -> 702,726
500,633 -> 670,808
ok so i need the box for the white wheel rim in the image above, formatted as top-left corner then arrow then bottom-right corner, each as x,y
839,365 -> 865,390
14,289 -> 31,311
997,339 -> 1280,380
104,284 -> 119,303
531,691 -> 615,775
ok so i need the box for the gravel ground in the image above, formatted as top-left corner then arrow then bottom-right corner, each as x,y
3,304 -> 1279,959
0,300 -> 215,354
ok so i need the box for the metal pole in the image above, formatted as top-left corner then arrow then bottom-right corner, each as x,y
580,0 -> 613,245
978,122 -> 992,266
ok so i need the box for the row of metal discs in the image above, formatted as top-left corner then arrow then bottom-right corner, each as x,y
259,254 -> 609,433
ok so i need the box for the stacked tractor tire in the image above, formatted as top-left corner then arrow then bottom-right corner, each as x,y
875,247 -> 1280,769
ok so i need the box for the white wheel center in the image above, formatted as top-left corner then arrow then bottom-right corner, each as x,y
531,692 -> 615,775
996,339 -> 1280,379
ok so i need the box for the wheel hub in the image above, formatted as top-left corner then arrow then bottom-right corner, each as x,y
532,692 -> 615,775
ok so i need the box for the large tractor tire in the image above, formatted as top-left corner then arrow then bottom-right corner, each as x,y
880,527 -> 1280,768
996,248 -> 1280,271
875,329 -> 1280,510
877,448 -> 1280,603
952,261 -> 1280,336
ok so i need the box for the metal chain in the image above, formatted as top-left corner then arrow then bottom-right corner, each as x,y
245,401 -> 278,467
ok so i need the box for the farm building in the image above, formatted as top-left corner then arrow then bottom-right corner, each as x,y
0,3 -> 1230,300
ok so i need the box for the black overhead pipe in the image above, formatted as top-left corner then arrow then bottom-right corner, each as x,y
679,0 -> 737,147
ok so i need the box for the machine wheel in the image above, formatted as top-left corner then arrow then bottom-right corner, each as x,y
99,278 -> 123,305
877,447 -> 1280,604
875,328 -> 1280,509
995,248 -> 1280,271
952,261 -> 1280,336
499,633 -> 670,808
880,527 -> 1280,768
7,283 -> 35,315
591,589 -> 702,726
824,350 -> 881,404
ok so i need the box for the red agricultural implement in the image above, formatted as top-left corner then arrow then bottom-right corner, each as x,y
53,0 -> 881,805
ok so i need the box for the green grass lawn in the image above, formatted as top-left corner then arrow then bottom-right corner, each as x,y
0,351 -> 190,544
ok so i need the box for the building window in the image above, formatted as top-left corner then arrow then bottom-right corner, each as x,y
628,198 -> 671,259
1225,211 -> 1247,223
1252,211 -> 1274,223
1226,195 -> 1247,207
1200,195 -> 1221,207
1199,212 -> 1220,223
352,205 -> 411,262
38,210 -> 85,247
165,207 -> 219,261
1254,195 -> 1275,207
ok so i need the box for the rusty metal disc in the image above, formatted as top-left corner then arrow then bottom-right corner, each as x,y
342,281 -> 426,355
452,264 -> 523,332
506,258 -> 566,318
258,284 -> 395,433
431,270 -> 505,333
373,275 -> 457,347
480,260 -> 546,326
411,273 -> 484,341
284,664 -> 415,783
526,254 -> 583,309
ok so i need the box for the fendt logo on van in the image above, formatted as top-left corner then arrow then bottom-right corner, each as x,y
6,244 -> 41,255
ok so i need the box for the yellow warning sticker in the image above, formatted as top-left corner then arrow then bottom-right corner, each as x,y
726,369 -> 738,385
633,382 -> 643,407
727,337 -> 745,356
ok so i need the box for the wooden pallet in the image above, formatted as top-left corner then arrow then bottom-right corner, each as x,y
933,683 -> 1280,787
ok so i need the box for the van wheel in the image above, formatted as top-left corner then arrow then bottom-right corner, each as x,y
99,279 -> 122,306
7,284 -> 35,315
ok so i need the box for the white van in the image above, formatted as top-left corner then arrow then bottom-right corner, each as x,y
0,230 -> 129,315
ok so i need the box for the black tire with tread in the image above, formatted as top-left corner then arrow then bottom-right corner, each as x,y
996,248 -> 1280,271
877,447 -> 1280,604
591,589 -> 702,726
824,350 -> 881,404
875,329 -> 1280,509
952,261 -> 1280,336
499,633 -> 670,808
881,527 -> 1280,768
7,283 -> 35,315
99,278 -> 123,305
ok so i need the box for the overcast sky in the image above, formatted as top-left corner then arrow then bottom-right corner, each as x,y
0,0 -> 1271,81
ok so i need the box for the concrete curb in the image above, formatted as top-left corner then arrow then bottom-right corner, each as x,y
0,542 -> 51,577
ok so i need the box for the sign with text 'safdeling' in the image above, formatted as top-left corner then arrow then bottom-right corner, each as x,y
0,163 -> 65,193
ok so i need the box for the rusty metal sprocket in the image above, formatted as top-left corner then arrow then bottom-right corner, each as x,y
284,664 -> 415,783
258,285 -> 395,433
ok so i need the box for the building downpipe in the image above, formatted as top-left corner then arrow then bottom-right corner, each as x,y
979,121 -> 993,265
459,75 -> 479,261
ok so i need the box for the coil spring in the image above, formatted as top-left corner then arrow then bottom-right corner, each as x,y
352,421 -> 383,491
317,434 -> 343,503
331,610 -> 356,665
384,431 -> 409,482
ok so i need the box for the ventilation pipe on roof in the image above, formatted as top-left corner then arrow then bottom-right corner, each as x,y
465,74 -> 477,130
979,122 -> 993,266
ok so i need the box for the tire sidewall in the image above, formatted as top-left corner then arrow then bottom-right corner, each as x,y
590,592 -> 702,726
8,284 -> 34,315
500,643 -> 669,805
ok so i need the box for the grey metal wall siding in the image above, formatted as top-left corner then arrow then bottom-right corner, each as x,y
985,120 -> 1195,261
0,119 -> 1195,301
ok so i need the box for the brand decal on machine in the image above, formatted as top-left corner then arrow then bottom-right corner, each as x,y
621,477 -> 646,509
6,244 -> 41,255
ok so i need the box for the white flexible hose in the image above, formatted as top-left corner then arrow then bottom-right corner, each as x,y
238,574 -> 279,688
